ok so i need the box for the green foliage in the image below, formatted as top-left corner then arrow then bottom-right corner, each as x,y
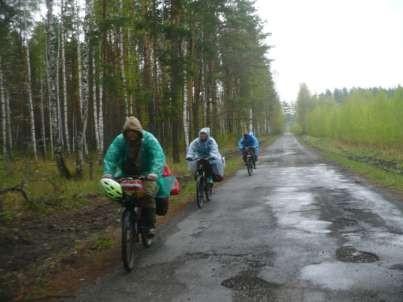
1,0 -> 283,157
290,122 -> 303,135
295,83 -> 313,134
90,235 -> 113,251
296,86 -> 403,191
302,87 -> 403,149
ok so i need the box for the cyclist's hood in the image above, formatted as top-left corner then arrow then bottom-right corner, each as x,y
199,127 -> 211,137
123,116 -> 143,134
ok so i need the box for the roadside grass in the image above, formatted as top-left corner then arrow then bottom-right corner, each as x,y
301,136 -> 403,192
0,156 -> 102,221
0,135 -> 275,219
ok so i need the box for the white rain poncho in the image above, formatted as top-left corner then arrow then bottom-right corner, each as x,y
186,128 -> 224,177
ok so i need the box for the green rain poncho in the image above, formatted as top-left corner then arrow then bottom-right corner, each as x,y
103,117 -> 169,197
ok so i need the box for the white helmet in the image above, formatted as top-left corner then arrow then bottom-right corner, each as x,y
100,178 -> 123,200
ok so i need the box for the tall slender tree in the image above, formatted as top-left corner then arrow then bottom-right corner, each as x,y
0,57 -> 7,159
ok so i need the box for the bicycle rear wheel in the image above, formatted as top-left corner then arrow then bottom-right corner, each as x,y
121,209 -> 137,272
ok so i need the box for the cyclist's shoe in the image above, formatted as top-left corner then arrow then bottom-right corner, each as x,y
207,176 -> 214,185
142,208 -> 156,238
144,227 -> 156,238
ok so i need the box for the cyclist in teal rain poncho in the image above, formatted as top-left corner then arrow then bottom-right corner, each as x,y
103,116 -> 166,236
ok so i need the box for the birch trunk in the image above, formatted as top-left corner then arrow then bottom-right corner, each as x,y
75,0 -> 84,176
76,0 -> 91,177
183,79 -> 190,147
76,30 -> 83,118
127,29 -> 134,115
72,113 -> 76,152
249,108 -> 253,133
56,23 -> 63,148
40,77 -> 47,158
183,42 -> 190,147
47,72 -> 54,157
6,90 -> 12,154
98,45 -> 104,154
119,0 -> 128,117
24,15 -> 38,160
46,0 -> 70,177
92,58 -> 100,151
0,59 -> 7,159
61,0 -> 71,153
44,33 -> 53,156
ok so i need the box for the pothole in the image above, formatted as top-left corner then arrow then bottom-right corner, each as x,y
332,217 -> 358,229
221,271 -> 281,294
390,264 -> 403,271
336,246 -> 379,263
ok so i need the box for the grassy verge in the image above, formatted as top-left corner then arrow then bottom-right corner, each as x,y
300,136 -> 403,192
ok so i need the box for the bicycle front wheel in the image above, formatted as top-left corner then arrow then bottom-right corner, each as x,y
247,158 -> 253,176
121,209 -> 137,272
196,177 -> 205,209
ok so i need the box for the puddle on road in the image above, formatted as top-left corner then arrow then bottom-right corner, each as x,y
268,188 -> 333,235
390,264 -> 403,271
332,217 -> 358,228
300,261 -> 403,292
221,270 -> 281,295
336,246 -> 379,263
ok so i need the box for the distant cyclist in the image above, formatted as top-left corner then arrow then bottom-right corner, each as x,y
238,132 -> 259,163
186,128 -> 224,183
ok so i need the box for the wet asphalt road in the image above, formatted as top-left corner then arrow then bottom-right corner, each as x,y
67,134 -> 403,302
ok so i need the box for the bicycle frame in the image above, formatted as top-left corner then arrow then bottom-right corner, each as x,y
196,158 -> 210,178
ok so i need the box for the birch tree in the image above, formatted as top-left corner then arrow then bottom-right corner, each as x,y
76,0 -> 91,177
119,0 -> 129,117
23,10 -> 38,160
183,41 -> 190,147
92,59 -> 100,151
0,0 -> 284,167
97,44 -> 104,155
61,0 -> 71,153
56,22 -> 63,148
40,77 -> 47,157
25,42 -> 38,160
5,90 -> 12,154
46,0 -> 71,177
0,58 -> 7,159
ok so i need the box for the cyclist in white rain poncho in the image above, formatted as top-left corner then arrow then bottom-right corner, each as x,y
186,128 -> 225,182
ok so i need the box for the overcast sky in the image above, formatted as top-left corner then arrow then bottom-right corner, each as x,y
255,0 -> 403,103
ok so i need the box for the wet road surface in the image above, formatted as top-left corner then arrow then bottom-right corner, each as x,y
66,134 -> 403,301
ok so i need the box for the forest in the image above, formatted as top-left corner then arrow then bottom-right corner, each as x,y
294,83 -> 403,192
295,84 -> 403,149
0,0 -> 283,176
0,2 -> 284,298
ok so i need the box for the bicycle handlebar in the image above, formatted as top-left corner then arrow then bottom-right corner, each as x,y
186,157 -> 215,162
116,176 -> 146,182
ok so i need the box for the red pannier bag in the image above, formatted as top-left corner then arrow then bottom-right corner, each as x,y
162,165 -> 181,195
163,165 -> 172,177
171,178 -> 180,195
156,166 -> 181,216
